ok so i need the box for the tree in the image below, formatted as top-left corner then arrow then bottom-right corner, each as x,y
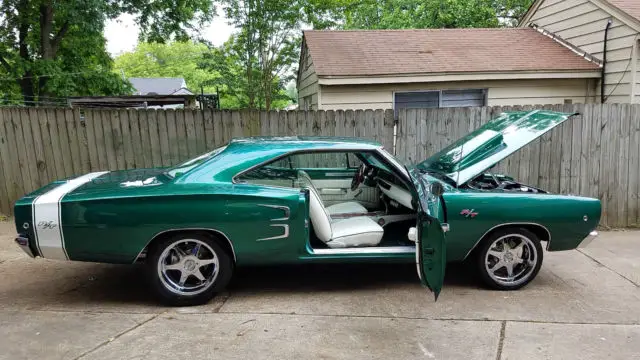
0,0 -> 215,105
114,41 -> 220,94
327,0 -> 534,30
210,0 -> 305,111
200,35 -> 291,109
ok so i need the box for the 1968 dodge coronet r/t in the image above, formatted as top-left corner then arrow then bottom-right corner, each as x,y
13,110 -> 600,305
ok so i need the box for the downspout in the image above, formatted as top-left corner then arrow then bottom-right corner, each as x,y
601,19 -> 612,103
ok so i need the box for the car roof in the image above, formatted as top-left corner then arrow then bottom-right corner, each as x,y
229,136 -> 382,150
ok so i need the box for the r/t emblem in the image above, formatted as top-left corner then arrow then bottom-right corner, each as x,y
460,209 -> 478,218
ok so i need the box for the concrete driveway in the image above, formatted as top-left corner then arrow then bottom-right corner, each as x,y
0,219 -> 638,360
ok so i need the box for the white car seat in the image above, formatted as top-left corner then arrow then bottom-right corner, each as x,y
296,170 -> 368,215
306,185 -> 383,248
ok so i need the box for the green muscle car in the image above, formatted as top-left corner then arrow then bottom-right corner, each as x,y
13,110 -> 600,306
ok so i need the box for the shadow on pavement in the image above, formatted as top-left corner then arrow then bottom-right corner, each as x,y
2,261 -> 482,309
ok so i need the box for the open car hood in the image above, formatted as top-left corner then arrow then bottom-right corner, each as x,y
417,110 -> 574,186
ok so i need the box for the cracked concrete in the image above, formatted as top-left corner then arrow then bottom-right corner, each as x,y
1,220 -> 639,359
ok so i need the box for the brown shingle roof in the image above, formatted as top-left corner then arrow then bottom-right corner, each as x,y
304,28 -> 600,77
606,0 -> 640,23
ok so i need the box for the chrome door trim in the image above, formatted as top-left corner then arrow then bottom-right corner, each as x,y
310,246 -> 415,255
258,204 -> 290,221
257,224 -> 290,241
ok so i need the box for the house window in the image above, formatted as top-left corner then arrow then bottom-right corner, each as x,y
394,89 -> 487,118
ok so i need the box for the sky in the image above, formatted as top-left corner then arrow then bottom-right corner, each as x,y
104,12 -> 234,57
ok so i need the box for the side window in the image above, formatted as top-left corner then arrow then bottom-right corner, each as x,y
347,153 -> 362,168
289,152 -> 354,169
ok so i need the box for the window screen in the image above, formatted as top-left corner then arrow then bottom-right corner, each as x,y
394,89 -> 486,117
394,91 -> 439,118
441,89 -> 486,107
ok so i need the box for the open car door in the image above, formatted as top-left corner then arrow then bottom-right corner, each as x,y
416,211 -> 447,300
408,167 -> 447,300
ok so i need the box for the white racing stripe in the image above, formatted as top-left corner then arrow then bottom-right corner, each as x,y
33,171 -> 108,260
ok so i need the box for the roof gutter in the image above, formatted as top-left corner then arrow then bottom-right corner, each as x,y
529,24 -> 603,66
602,19 -> 613,103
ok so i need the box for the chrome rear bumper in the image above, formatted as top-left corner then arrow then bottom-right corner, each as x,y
15,236 -> 35,258
578,230 -> 598,248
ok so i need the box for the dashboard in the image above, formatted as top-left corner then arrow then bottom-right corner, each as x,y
377,178 -> 414,210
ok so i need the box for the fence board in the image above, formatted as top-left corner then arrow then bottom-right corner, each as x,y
18,110 -> 39,191
157,110 -> 171,167
93,110 -> 108,170
204,110 -> 215,151
175,110 -> 189,162
54,109 -> 73,176
119,110 -> 135,170
74,110 -> 91,174
102,110 -> 118,171
184,110 -> 198,158
598,104 -> 614,226
629,105 -> 640,227
128,110 -> 144,169
0,110 -> 11,214
7,109 -> 28,200
110,110 -> 125,170
25,108 -> 47,187
64,109 -> 82,176
617,104 -> 631,227
195,110 -> 207,154
569,104 -> 584,195
146,110 -> 161,167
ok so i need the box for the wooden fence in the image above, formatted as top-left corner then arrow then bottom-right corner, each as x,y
0,104 -> 638,228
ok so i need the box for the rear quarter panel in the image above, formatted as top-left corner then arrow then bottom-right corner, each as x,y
442,191 -> 601,261
60,183 -> 307,265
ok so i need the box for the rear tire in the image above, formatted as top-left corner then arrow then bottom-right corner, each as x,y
476,228 -> 543,290
147,232 -> 233,306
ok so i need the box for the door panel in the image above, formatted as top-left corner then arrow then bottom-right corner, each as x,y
417,213 -> 447,300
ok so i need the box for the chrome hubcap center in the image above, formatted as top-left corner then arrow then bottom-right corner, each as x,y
184,259 -> 197,272
503,251 -> 514,263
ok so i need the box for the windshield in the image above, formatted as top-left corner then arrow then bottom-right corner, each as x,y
164,146 -> 227,178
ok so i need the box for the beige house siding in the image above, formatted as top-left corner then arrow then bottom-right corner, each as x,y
297,44 -> 320,109
522,0 -> 640,103
317,78 -> 594,110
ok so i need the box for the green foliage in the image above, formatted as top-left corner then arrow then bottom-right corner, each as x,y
114,41 -> 220,94
322,0 -> 534,29
204,0 -> 306,110
0,0 -> 215,105
200,35 -> 291,109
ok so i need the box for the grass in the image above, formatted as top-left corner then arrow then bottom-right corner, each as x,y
0,214 -> 7,222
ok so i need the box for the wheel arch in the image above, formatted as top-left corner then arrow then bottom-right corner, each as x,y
134,228 -> 237,264
463,222 -> 551,261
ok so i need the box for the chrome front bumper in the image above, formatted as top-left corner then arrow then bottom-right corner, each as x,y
15,236 -> 35,258
578,230 -> 598,248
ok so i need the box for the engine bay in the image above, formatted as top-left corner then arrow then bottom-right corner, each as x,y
464,173 -> 548,193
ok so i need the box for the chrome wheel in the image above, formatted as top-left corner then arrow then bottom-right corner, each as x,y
484,234 -> 538,287
157,239 -> 220,296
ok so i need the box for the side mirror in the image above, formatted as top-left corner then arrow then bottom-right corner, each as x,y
429,182 -> 445,197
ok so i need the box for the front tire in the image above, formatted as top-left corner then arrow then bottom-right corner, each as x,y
147,233 -> 233,306
476,228 -> 543,290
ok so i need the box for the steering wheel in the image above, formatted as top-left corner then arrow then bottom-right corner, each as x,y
351,163 -> 369,191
